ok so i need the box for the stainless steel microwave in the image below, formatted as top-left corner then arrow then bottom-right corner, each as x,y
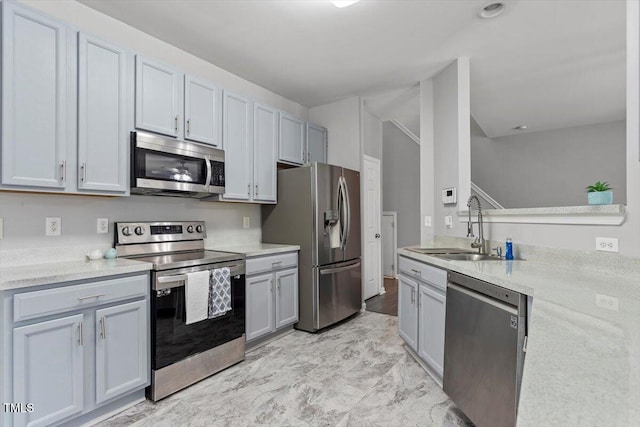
131,131 -> 225,198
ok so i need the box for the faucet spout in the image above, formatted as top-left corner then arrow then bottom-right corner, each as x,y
467,195 -> 488,254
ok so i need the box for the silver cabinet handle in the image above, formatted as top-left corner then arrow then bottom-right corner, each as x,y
77,293 -> 106,301
247,183 -> 250,196
255,184 -> 258,197
77,322 -> 83,346
186,119 -> 191,134
174,115 -> 179,132
411,269 -> 421,276
411,288 -> 415,304
60,161 -> 66,182
80,162 -> 87,182
271,261 -> 282,267
277,278 -> 281,292
99,316 -> 106,339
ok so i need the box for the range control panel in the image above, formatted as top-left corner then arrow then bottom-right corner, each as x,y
115,221 -> 206,245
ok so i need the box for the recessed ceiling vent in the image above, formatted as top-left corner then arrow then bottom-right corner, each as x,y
478,2 -> 506,19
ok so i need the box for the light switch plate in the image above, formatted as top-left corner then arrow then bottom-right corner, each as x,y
243,217 -> 250,229
46,217 -> 61,236
424,216 -> 432,227
444,215 -> 453,228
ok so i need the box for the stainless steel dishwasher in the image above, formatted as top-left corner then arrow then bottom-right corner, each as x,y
443,271 -> 527,427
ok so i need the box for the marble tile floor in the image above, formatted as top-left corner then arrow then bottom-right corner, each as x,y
97,312 -> 473,427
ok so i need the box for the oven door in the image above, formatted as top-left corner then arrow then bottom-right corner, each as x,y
132,131 -> 225,195
151,261 -> 245,370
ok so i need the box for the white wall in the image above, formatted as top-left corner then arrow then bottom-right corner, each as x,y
471,119 -> 627,208
383,122 -> 420,248
19,0 -> 308,119
363,110 -> 383,160
420,79 -> 435,245
309,96 -> 361,171
419,2 -> 640,258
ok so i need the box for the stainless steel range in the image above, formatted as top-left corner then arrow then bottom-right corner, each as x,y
115,221 -> 245,401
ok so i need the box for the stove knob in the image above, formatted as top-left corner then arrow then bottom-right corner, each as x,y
121,226 -> 132,236
187,225 -> 194,233
134,226 -> 144,236
196,224 -> 204,233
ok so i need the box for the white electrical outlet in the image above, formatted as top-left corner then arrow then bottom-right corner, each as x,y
596,293 -> 619,311
595,237 -> 619,253
424,216 -> 432,227
97,218 -> 109,234
46,217 -> 61,236
243,217 -> 250,229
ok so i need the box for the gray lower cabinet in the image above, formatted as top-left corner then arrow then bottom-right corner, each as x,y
13,314 -> 85,427
3,274 -> 149,427
398,256 -> 447,381
246,252 -> 299,343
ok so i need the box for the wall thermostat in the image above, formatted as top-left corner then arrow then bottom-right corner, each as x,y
442,187 -> 457,204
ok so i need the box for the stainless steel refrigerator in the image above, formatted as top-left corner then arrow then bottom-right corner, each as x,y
262,163 -> 361,332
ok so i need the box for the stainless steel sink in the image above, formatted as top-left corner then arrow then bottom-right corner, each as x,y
435,253 -> 523,261
406,247 -> 477,255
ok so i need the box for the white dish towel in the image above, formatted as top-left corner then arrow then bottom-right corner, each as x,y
185,270 -> 210,325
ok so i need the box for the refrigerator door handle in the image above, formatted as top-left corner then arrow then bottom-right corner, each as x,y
337,177 -> 345,249
341,175 -> 351,250
320,261 -> 361,275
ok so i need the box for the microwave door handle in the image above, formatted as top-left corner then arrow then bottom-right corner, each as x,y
205,158 -> 212,190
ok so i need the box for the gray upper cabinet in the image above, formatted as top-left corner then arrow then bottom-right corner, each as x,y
278,112 -> 306,165
184,75 -> 221,146
1,2 -> 69,189
306,123 -> 328,164
95,300 -> 148,404
12,314 -> 84,427
135,55 -> 182,137
253,103 -> 278,203
222,91 -> 253,201
77,33 -> 128,193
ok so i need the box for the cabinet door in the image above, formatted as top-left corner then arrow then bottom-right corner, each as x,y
77,33 -> 128,193
275,268 -> 299,328
222,91 -> 253,201
398,275 -> 418,352
1,2 -> 68,188
306,123 -> 327,164
135,55 -> 181,137
246,273 -> 275,342
184,75 -> 221,146
418,283 -> 446,379
278,112 -> 305,165
13,314 -> 84,427
95,300 -> 148,404
253,103 -> 278,203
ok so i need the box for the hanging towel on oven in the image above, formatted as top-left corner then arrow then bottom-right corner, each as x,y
209,267 -> 232,319
185,270 -> 210,325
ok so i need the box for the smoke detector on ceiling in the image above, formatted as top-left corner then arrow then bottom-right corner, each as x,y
478,2 -> 506,19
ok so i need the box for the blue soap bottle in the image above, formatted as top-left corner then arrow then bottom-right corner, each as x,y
505,237 -> 514,260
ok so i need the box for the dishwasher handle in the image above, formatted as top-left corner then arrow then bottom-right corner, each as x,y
447,282 -> 518,316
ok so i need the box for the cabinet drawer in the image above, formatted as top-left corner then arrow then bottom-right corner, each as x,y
399,256 -> 446,291
14,274 -> 148,322
246,252 -> 298,276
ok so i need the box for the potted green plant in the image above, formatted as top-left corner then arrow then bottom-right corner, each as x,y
586,181 -> 613,205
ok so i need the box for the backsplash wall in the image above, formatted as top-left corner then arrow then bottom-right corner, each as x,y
0,192 -> 261,265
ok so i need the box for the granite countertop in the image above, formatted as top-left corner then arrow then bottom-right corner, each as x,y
209,243 -> 300,258
0,258 -> 152,291
397,246 -> 640,427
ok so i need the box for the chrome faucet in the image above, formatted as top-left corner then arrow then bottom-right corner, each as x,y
467,195 -> 488,254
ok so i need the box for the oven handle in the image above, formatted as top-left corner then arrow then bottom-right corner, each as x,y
154,264 -> 244,290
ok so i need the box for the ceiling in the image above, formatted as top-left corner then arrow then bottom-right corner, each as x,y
80,0 -> 626,138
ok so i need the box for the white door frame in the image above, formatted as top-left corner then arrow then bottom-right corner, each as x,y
382,211 -> 398,280
362,154 -> 382,301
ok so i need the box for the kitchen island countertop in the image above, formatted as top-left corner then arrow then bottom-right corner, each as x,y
398,246 -> 640,427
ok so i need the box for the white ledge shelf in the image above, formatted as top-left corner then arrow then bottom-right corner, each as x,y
458,204 -> 626,225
